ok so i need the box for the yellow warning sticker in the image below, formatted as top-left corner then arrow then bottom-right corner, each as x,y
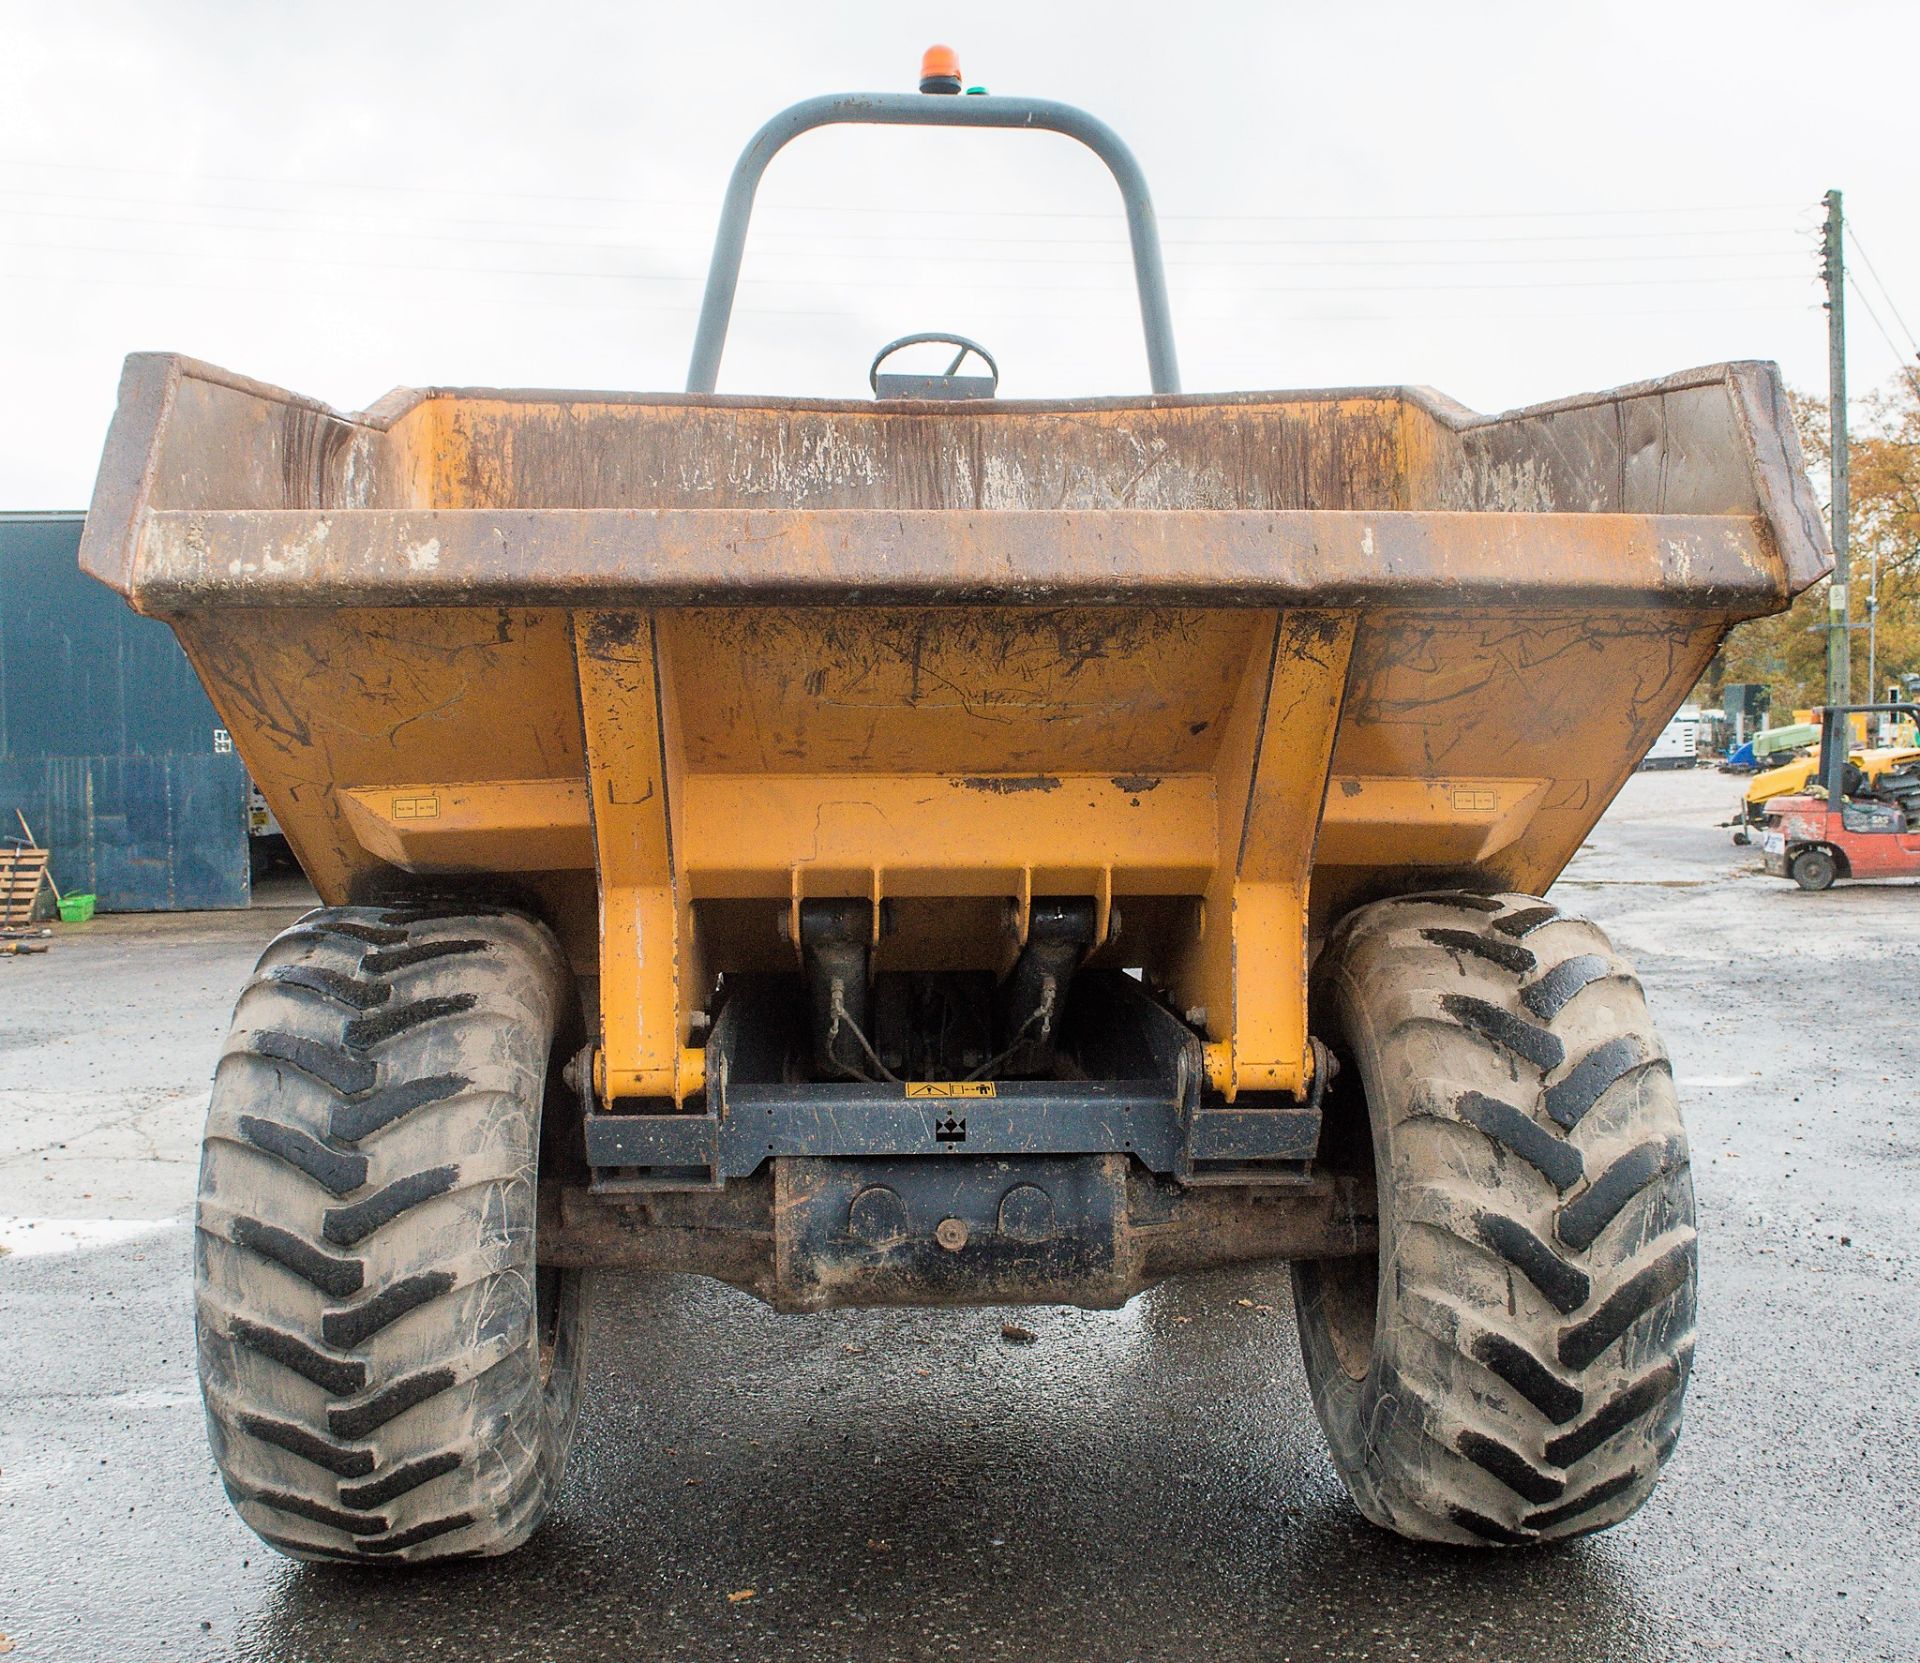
905,1081 -> 998,1099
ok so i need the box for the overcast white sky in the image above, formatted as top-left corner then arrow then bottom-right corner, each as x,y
5,0 -> 1917,505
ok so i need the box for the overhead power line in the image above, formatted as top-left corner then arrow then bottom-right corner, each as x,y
1845,225 -> 1920,363
0,232 -> 1815,296
0,261 -> 1817,328
1845,274 -> 1920,401
0,183 -> 1801,256
0,205 -> 1809,275
0,154 -> 1833,368
0,152 -> 1803,225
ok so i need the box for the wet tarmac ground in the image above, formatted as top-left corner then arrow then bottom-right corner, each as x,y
3,772 -> 1917,1662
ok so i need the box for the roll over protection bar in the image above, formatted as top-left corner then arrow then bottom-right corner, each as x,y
686,92 -> 1181,395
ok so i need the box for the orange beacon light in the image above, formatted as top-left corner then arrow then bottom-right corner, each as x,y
919,45 -> 963,94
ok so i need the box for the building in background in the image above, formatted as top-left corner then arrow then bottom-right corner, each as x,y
0,511 -> 250,909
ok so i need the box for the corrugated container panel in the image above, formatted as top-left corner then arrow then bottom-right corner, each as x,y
0,513 -> 248,910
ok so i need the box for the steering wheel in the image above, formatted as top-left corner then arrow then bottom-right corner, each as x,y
868,332 -> 1000,398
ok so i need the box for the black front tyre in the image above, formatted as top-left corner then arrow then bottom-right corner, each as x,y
1292,891 -> 1696,1545
1789,847 -> 1838,891
194,904 -> 592,1563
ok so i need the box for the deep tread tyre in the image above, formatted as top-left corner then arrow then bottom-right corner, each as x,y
1292,890 -> 1695,1545
195,904 -> 591,1563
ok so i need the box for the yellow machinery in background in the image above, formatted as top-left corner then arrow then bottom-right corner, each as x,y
1738,744 -> 1920,836
84,55 -> 1827,1565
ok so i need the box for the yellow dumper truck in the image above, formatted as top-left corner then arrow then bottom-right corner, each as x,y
82,68 -> 1827,1561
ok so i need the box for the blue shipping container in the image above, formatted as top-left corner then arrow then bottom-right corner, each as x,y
0,512 -> 249,910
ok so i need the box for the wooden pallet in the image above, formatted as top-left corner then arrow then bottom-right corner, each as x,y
1,845 -> 49,927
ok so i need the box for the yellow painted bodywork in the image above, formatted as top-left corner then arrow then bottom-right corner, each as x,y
1745,746 -> 1920,810
89,356 -> 1823,1116
177,600 -> 1724,1105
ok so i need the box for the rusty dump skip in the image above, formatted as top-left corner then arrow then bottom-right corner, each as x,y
82,353 -> 1827,1116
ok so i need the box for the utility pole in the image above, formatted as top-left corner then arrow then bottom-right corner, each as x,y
1823,188 -> 1851,799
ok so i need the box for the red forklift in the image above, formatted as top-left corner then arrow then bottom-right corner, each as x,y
1761,702 -> 1920,889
